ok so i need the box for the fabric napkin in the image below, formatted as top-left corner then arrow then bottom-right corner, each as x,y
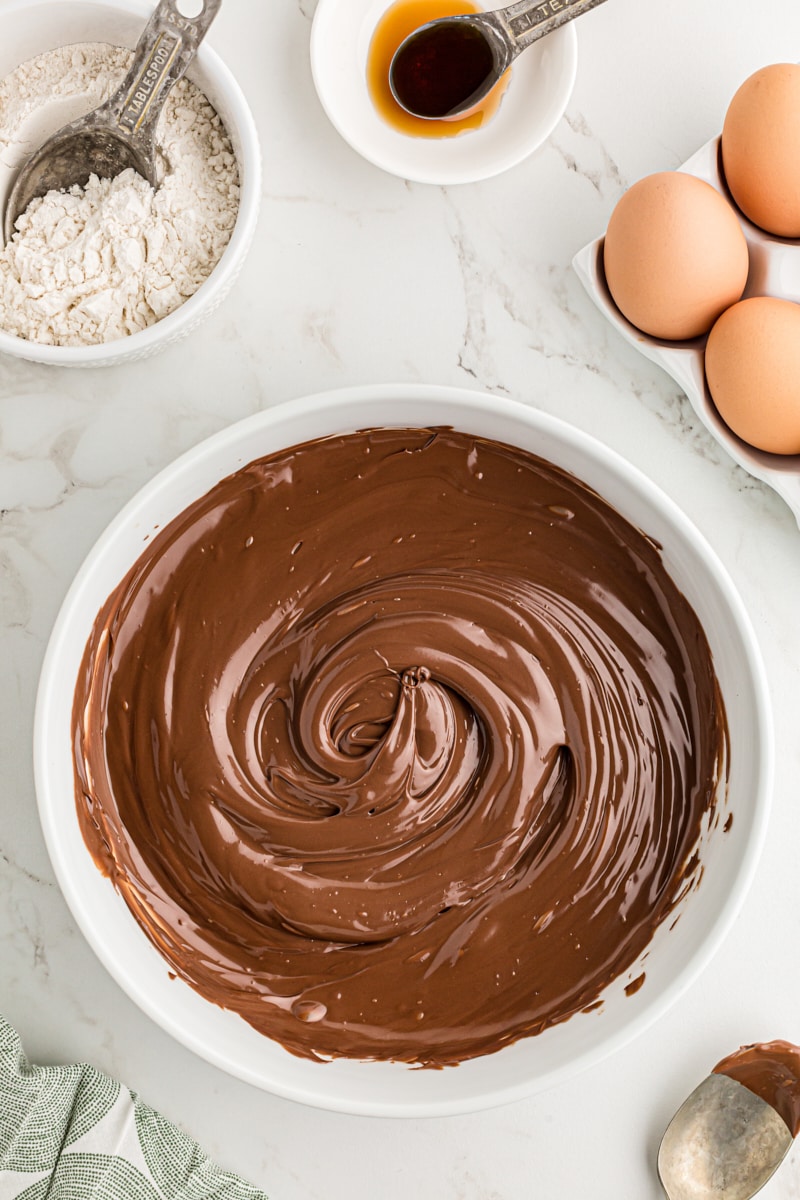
0,1014 -> 268,1200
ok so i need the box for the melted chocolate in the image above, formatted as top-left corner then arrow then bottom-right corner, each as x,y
72,428 -> 727,1065
714,1041 -> 800,1136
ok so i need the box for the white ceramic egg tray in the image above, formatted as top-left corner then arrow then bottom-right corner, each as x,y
573,135 -> 800,530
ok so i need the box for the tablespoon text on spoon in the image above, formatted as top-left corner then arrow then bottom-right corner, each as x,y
2,0 -> 221,245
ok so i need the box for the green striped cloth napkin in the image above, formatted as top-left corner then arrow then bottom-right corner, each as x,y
0,1014 -> 268,1200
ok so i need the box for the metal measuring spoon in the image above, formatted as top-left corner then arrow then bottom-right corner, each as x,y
2,0 -> 221,245
389,0 -> 608,120
658,1073 -> 792,1200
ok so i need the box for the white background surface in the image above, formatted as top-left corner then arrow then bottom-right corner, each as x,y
3,0 -> 800,1197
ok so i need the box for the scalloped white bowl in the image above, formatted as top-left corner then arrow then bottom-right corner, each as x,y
35,384 -> 772,1116
0,0 -> 261,367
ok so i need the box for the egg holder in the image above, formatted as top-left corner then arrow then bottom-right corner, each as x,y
573,134 -> 800,530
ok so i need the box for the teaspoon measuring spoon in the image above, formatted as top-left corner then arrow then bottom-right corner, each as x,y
389,0 -> 608,120
658,1073 -> 792,1200
2,0 -> 221,245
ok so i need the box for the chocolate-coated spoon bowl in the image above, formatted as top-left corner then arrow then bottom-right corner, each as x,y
659,1074 -> 792,1200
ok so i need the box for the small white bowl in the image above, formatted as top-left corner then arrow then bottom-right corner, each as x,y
0,0 -> 261,367
310,0 -> 577,185
573,136 -> 800,528
35,383 -> 772,1117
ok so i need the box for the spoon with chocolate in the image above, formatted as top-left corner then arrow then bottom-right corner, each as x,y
388,0 -> 608,120
3,0 -> 221,245
658,1041 -> 800,1200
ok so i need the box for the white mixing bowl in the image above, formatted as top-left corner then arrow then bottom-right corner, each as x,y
0,0 -> 261,367
34,384 -> 772,1116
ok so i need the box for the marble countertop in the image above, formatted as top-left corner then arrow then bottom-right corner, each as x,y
4,0 -> 800,1196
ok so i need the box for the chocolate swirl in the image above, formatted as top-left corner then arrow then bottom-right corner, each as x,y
73,428 -> 727,1064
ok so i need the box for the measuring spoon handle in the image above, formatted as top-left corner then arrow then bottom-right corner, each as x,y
498,0 -> 609,52
103,0 -> 222,139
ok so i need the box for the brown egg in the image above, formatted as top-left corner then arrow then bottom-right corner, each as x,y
722,63 -> 800,238
705,296 -> 800,454
603,172 -> 749,341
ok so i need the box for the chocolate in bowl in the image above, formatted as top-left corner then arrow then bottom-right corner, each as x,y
36,387 -> 771,1112
72,424 -> 726,1066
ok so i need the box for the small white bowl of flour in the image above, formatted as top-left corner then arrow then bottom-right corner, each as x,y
0,0 -> 260,366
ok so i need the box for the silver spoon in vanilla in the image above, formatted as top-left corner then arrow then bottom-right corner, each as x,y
388,0 -> 608,120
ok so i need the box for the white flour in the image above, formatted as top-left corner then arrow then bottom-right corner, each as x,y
0,43 -> 240,347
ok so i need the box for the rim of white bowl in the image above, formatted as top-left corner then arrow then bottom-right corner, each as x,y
0,0 -> 261,366
34,385 -> 774,1115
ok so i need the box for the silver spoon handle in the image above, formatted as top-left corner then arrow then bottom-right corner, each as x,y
498,0 -> 609,51
103,0 -> 222,139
